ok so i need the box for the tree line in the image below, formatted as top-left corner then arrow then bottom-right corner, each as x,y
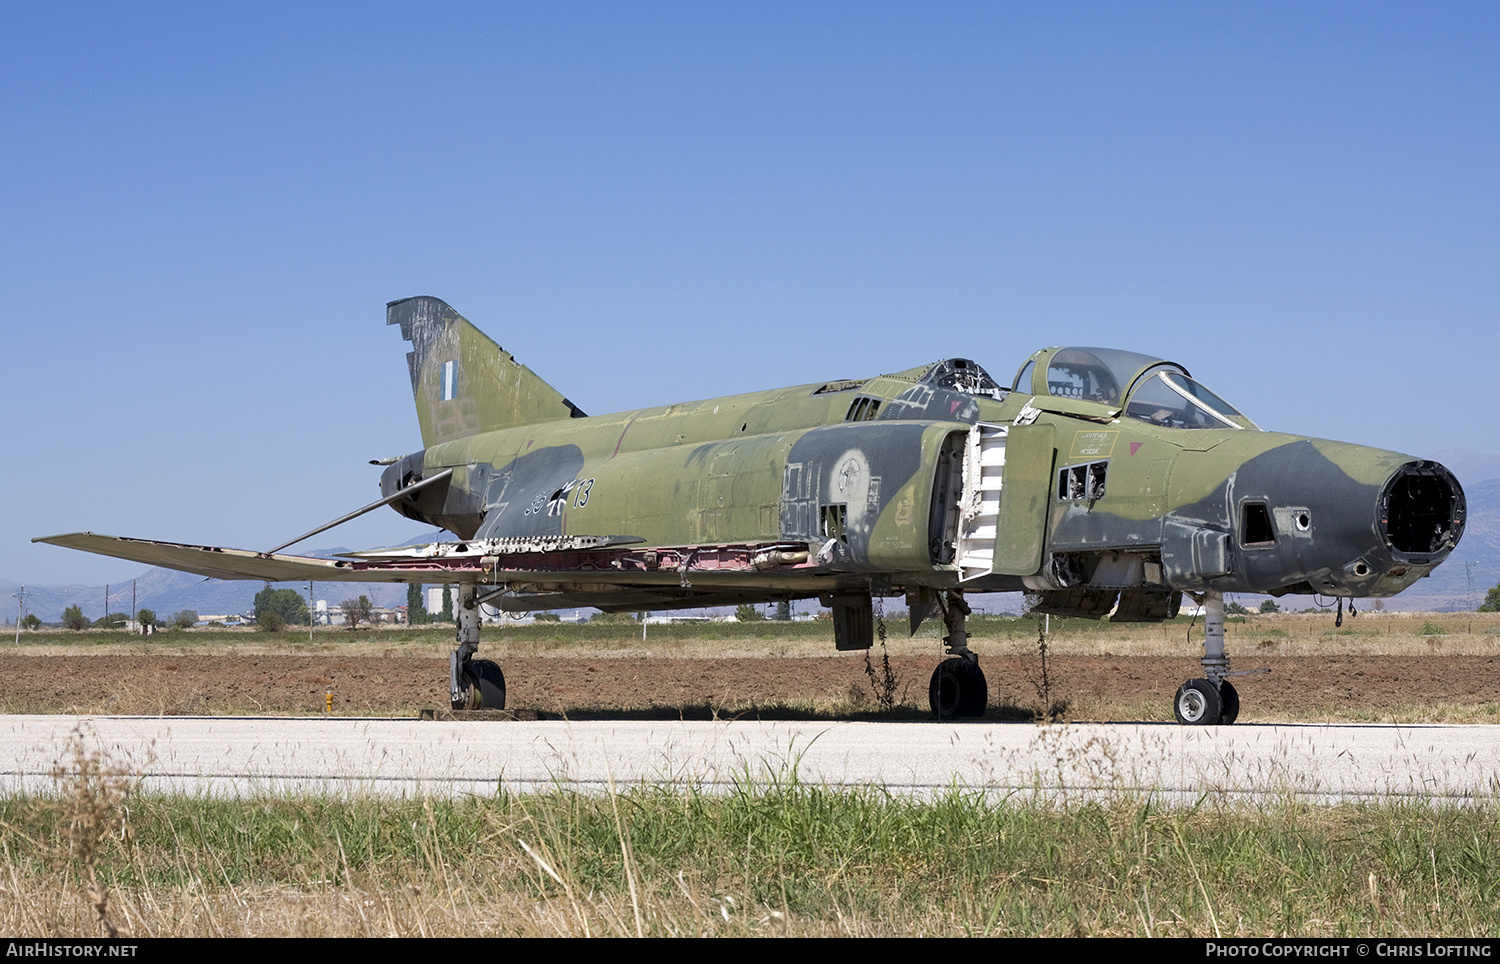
33,585 -> 461,633
24,579 -> 1500,631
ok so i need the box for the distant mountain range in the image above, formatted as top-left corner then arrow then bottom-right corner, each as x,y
1431,449 -> 1500,490
1394,476 -> 1500,612
6,452 -> 1499,621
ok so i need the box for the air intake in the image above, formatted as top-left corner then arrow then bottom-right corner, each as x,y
1380,462 -> 1465,557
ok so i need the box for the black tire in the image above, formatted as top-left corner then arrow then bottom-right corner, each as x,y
929,658 -> 988,719
466,658 -> 507,710
1173,678 -> 1222,725
1218,680 -> 1240,726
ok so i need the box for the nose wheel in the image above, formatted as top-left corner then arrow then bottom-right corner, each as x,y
1218,679 -> 1239,725
1172,678 -> 1240,725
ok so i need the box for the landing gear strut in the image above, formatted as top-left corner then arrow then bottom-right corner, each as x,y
928,591 -> 988,719
450,584 -> 507,711
1172,590 -> 1243,725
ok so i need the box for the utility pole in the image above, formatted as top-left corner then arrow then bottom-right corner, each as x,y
13,586 -> 22,645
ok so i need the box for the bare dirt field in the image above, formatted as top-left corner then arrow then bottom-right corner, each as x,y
3,643 -> 1497,723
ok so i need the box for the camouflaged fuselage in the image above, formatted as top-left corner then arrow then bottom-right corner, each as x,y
379,301 -> 1465,616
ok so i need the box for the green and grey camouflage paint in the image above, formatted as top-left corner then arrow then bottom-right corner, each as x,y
374,298 -> 1465,620
34,297 -> 1466,721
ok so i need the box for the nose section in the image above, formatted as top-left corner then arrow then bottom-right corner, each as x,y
1248,450 -> 1467,598
1175,437 -> 1467,598
1379,461 -> 1466,562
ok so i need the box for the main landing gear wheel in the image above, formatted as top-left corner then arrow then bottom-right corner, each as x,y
929,658 -> 988,719
449,584 -> 506,712
1173,678 -> 1222,725
467,658 -> 507,710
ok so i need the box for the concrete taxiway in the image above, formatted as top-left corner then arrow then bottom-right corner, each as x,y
3,716 -> 1498,803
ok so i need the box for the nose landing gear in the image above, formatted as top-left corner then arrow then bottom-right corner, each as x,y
1172,590 -> 1251,725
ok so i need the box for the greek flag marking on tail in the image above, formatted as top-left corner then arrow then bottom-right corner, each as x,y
388,296 -> 582,444
442,359 -> 457,401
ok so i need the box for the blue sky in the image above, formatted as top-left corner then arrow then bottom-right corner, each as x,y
3,1 -> 1497,585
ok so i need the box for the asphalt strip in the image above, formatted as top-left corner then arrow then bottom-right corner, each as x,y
3,716 -> 1498,804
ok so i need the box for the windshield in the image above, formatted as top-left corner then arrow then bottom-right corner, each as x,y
1124,369 -> 1253,430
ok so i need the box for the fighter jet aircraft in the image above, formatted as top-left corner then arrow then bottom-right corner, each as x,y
37,296 -> 1467,723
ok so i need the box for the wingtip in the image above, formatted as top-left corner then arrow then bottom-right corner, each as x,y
32,532 -> 93,545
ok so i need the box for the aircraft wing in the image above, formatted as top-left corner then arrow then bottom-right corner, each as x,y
32,533 -> 421,583
31,533 -> 825,603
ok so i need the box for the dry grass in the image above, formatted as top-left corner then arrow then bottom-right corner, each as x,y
5,727 -> 1500,938
13,610 -> 1500,659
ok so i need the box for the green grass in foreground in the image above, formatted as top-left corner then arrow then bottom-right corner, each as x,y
5,761 -> 1500,937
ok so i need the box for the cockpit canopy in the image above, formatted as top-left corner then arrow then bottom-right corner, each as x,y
1013,347 -> 1258,430
922,357 -> 1004,396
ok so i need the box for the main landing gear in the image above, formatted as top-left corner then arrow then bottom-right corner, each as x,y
450,584 -> 507,711
1172,589 -> 1251,725
929,591 -> 988,719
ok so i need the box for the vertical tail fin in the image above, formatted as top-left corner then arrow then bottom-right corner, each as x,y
387,296 -> 586,446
